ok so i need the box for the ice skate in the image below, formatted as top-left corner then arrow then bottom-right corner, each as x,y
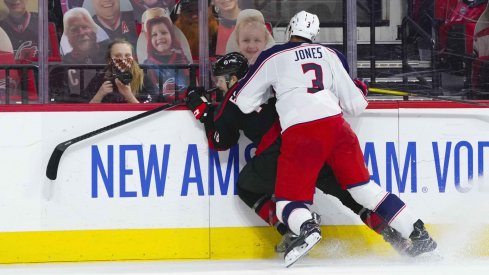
311,212 -> 321,224
275,230 -> 298,253
380,226 -> 411,255
276,213 -> 320,253
284,218 -> 322,267
405,219 -> 437,257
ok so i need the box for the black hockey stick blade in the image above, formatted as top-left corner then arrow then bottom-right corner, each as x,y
46,143 -> 72,180
45,102 -> 181,180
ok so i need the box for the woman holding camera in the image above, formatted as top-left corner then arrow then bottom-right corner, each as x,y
82,38 -> 159,103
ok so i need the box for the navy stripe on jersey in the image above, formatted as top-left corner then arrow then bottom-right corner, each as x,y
330,48 -> 350,73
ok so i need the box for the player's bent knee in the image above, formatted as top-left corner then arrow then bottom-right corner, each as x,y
347,181 -> 387,210
237,184 -> 264,208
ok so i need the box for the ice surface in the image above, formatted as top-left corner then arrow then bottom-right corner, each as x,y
1,255 -> 489,275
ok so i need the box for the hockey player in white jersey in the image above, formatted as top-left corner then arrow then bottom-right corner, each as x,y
233,11 -> 437,267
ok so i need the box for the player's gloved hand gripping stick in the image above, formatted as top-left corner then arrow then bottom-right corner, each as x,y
185,87 -> 212,122
46,101 -> 182,180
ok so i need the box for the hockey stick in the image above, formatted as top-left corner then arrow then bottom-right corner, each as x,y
368,87 -> 489,107
46,102 -> 181,180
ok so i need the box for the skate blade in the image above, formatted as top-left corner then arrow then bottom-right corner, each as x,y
284,232 -> 322,268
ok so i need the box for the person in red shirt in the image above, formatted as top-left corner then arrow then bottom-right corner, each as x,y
0,0 -> 38,101
472,1 -> 489,98
213,0 -> 240,56
143,15 -> 190,102
0,26 -> 21,103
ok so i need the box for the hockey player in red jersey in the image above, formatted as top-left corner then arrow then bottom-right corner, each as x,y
233,11 -> 437,267
186,52 -> 415,263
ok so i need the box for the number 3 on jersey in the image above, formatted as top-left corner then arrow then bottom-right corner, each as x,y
302,63 -> 324,93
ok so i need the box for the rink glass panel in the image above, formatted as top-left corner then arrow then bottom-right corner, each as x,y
1,0 -> 486,104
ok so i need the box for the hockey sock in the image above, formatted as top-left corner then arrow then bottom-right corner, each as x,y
373,193 -> 417,238
359,208 -> 388,234
276,201 -> 312,235
348,182 -> 417,239
236,186 -> 284,232
255,198 -> 279,226
389,205 -> 418,239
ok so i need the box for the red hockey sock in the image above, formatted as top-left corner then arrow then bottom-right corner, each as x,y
256,199 -> 279,226
360,208 -> 388,234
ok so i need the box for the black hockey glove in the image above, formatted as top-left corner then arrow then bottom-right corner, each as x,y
186,87 -> 211,123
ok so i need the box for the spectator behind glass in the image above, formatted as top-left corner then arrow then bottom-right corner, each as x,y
174,0 -> 218,58
212,0 -> 240,56
82,38 -> 159,103
0,26 -> 21,102
0,0 -> 38,61
143,15 -> 189,102
472,3 -> 489,99
0,0 -> 38,101
136,7 -> 192,63
225,9 -> 274,64
129,0 -> 175,23
62,7 -> 107,64
91,0 -> 138,54
50,7 -> 109,101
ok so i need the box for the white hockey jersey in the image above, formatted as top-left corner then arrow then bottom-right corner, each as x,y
233,42 -> 368,132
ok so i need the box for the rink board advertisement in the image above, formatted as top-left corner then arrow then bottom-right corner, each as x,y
0,103 -> 488,263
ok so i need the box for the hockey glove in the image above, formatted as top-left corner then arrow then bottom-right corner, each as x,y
186,87 -> 211,122
353,78 -> 368,96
